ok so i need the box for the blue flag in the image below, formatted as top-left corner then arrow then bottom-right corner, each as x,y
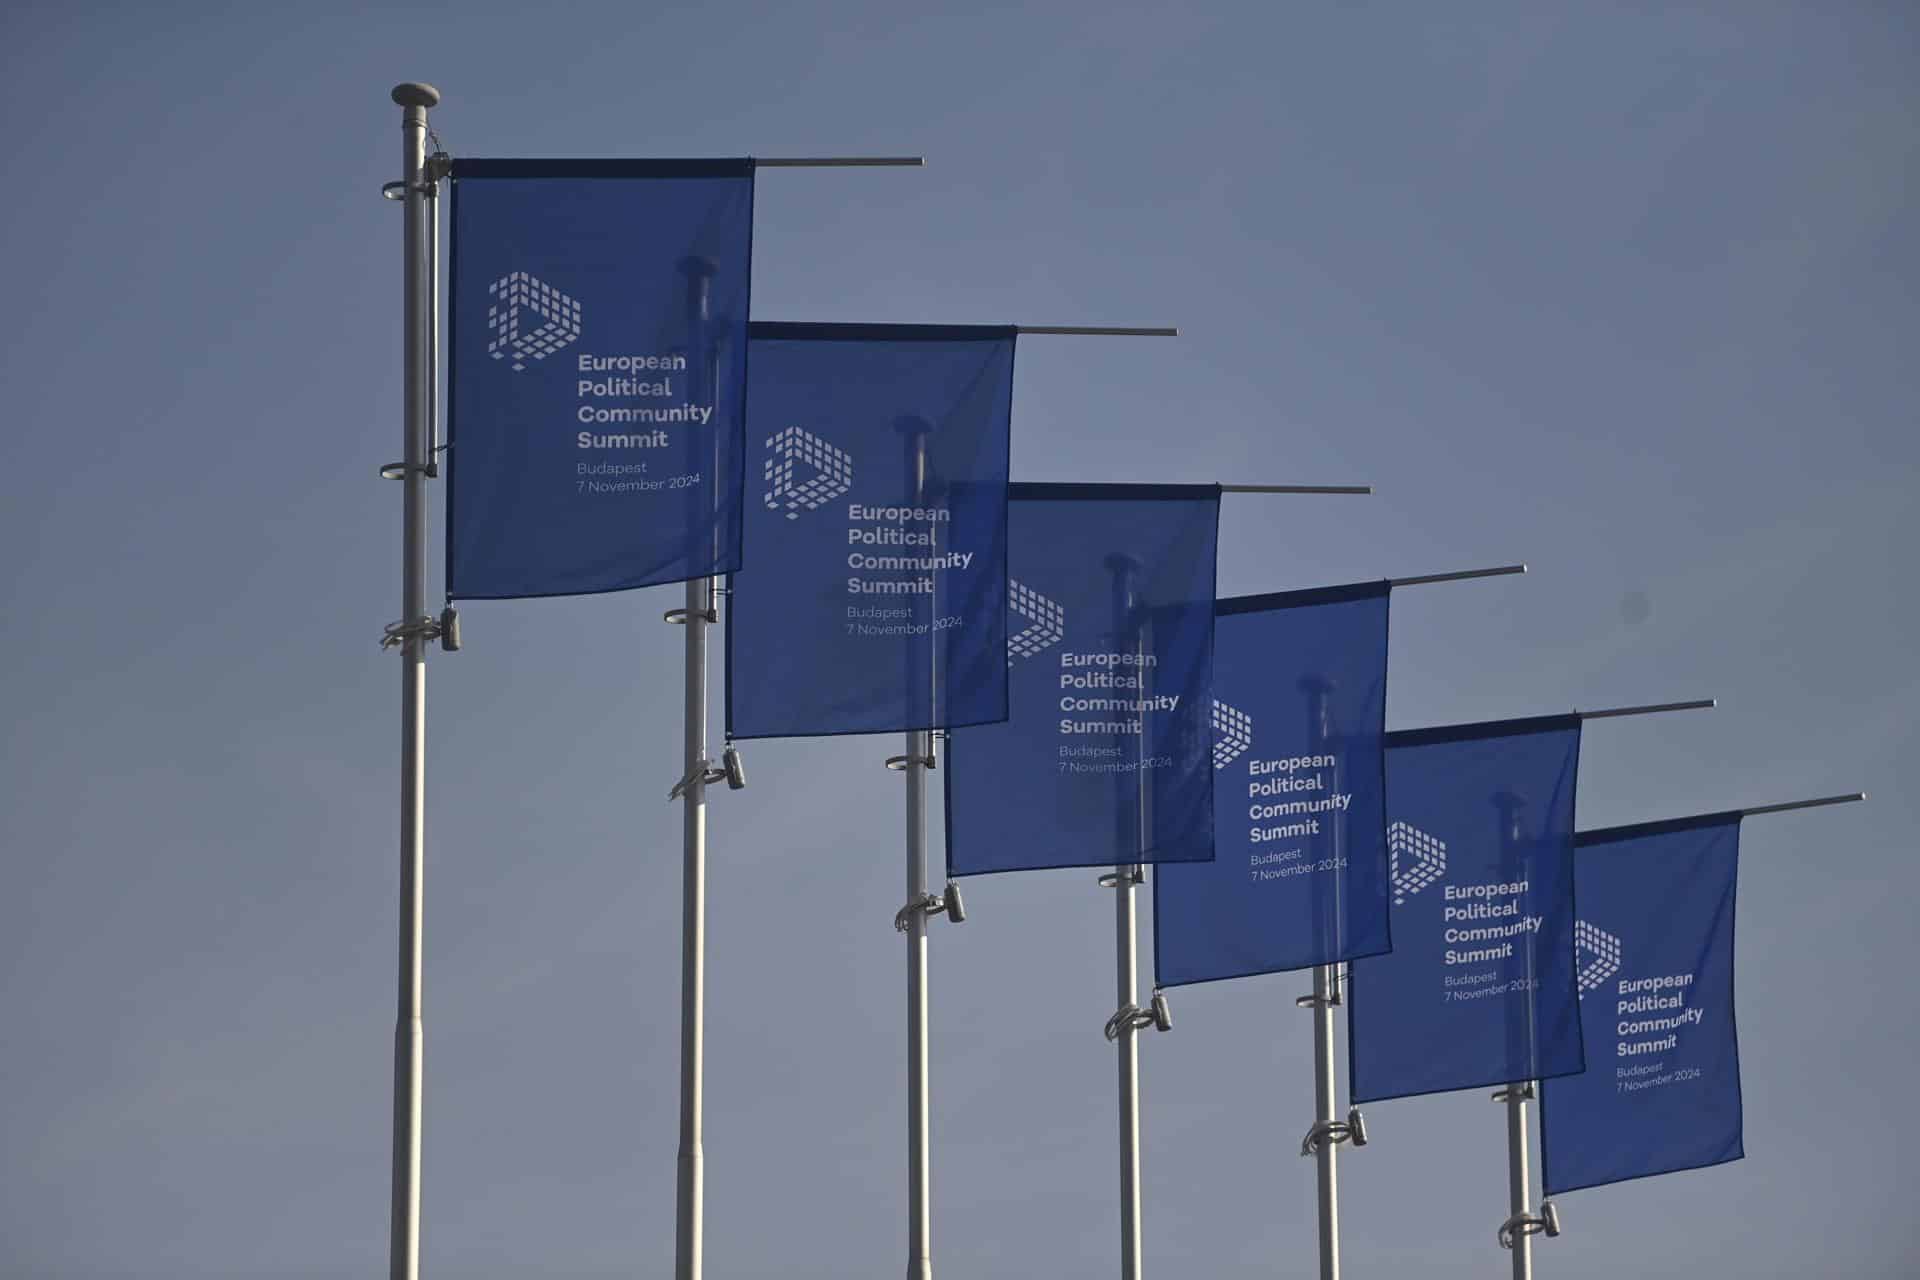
946,484 -> 1220,876
1348,716 -> 1585,1102
1541,815 -> 1743,1194
726,324 -> 1016,739
1154,583 -> 1392,986
446,160 -> 755,599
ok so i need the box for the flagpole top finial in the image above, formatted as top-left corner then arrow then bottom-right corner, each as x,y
391,82 -> 442,109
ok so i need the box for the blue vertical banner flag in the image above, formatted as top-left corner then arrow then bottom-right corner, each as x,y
946,484 -> 1221,875
1541,815 -> 1744,1193
446,160 -> 755,598
1348,716 -> 1586,1102
1154,583 -> 1391,986
726,324 -> 1016,738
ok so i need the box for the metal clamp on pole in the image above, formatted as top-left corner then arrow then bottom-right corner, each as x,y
1103,992 -> 1173,1040
380,608 -> 460,653
1098,868 -> 1145,888
379,155 -> 452,202
1299,1109 -> 1369,1157
664,606 -> 720,625
668,747 -> 747,801
1498,1203 -> 1562,1249
894,882 -> 965,931
1294,982 -> 1344,1010
885,752 -> 937,771
1491,1083 -> 1535,1104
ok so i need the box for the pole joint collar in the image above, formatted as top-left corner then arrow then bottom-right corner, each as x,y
1490,1083 -> 1535,1103
663,606 -> 719,625
1097,867 -> 1145,888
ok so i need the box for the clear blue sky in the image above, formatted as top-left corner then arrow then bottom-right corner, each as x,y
2,3 -> 1914,1276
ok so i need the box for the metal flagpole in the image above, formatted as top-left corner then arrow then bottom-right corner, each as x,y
662,157 -> 918,1280
1292,564 -> 1525,1280
676,567 -> 712,1280
1296,679 -> 1351,1280
385,80 -> 440,1280
1101,554 -> 1154,1280
1491,790 -> 1539,1280
665,257 -> 748,1280
888,417 -> 960,1280
1488,695 -> 1715,1273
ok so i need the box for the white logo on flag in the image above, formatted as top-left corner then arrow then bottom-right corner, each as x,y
1007,579 -> 1065,663
1574,920 -> 1622,997
1388,821 -> 1447,905
487,271 -> 582,371
763,427 -> 853,519
1211,700 -> 1253,770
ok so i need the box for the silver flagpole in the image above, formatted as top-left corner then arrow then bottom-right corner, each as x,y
670,257 -> 738,1280
386,79 -> 439,1280
666,161 -> 918,1280
890,416 -> 956,1280
1293,565 -> 1525,1280
1487,695 -> 1714,1272
1492,791 -> 1537,1280
1107,554 -> 1148,1280
1297,679 -> 1350,1280
674,565 -> 713,1280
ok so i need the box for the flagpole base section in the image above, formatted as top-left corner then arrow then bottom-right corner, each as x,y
1498,1202 -> 1562,1249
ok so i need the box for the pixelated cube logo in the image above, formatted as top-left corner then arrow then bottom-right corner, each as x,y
1007,579 -> 1065,664
1388,821 -> 1447,905
487,271 -> 582,371
1211,699 -> 1253,770
1574,920 -> 1622,997
763,427 -> 853,519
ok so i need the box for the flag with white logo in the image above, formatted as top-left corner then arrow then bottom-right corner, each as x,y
1541,814 -> 1743,1193
946,484 -> 1220,875
726,324 -> 1016,738
1154,582 -> 1391,987
446,160 -> 754,598
1348,716 -> 1586,1102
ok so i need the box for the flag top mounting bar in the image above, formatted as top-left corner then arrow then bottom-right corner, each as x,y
1223,484 -> 1372,494
753,323 -> 1176,336
1741,790 -> 1866,817
1216,564 -> 1523,616
1009,483 -> 1372,495
1576,698 -> 1716,719
755,156 -> 925,166
1386,698 -> 1712,749
1392,563 -> 1526,587
1017,326 -> 1178,336
449,157 -> 921,179
1577,791 -> 1868,845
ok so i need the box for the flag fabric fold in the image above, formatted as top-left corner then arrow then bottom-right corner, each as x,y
1155,582 -> 1392,986
726,323 -> 1016,738
1541,814 -> 1744,1194
1348,715 -> 1586,1102
446,160 -> 755,599
946,483 -> 1221,875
